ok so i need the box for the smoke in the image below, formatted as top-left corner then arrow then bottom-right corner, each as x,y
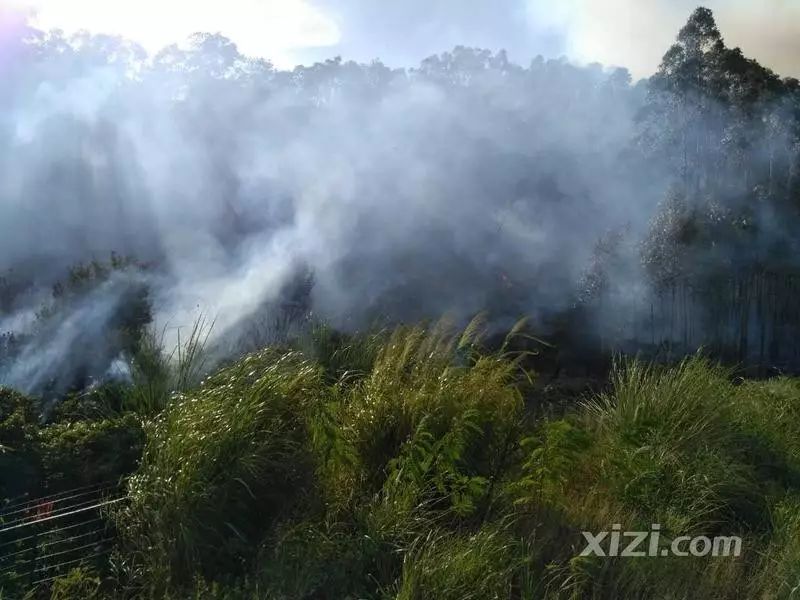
302,0 -> 800,78
1,272 -> 147,394
300,0 -> 565,68
0,4 -> 797,395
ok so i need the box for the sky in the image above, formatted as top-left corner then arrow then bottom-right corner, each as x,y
4,0 -> 800,78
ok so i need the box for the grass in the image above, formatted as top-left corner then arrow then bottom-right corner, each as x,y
580,356 -> 764,533
6,318 -> 800,598
115,348 -> 324,593
125,316 -> 213,417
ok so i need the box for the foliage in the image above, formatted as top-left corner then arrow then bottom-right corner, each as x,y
115,348 -> 325,592
0,388 -> 41,503
2,315 -> 800,599
513,419 -> 592,510
48,567 -> 103,600
102,318 -> 800,600
38,414 -> 144,490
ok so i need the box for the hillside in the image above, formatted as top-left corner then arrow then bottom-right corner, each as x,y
2,6 -> 800,599
3,319 -> 800,598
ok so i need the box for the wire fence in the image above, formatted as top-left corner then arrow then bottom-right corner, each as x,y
0,482 -> 124,595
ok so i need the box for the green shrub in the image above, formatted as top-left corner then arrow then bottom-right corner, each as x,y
335,319 -> 526,517
584,355 -> 736,452
0,388 -> 42,502
256,517 -> 394,599
39,414 -> 144,490
49,383 -> 135,423
512,419 -> 593,511
49,567 -> 103,600
303,321 -> 386,384
112,318 -> 534,597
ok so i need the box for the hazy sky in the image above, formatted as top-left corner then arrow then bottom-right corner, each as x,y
6,0 -> 800,76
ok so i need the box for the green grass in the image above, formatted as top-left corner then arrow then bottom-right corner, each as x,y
115,348 -> 324,593
124,316 -> 213,416
7,319 -> 800,599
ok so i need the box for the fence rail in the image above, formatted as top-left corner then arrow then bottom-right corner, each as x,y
0,483 -> 124,595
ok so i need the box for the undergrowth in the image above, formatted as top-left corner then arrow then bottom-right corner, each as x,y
4,317 -> 800,599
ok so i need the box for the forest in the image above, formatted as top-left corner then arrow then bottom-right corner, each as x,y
2,5 -> 800,599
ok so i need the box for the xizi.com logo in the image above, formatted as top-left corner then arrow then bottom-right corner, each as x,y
580,524 -> 742,558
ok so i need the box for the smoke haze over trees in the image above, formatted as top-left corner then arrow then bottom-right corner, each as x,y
1,7 -> 799,395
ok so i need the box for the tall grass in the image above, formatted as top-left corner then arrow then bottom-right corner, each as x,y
115,347 -> 324,593
101,319 -> 800,599
392,527 -> 527,600
126,316 -> 213,416
338,318 -> 526,511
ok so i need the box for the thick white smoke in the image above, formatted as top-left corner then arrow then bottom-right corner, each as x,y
2,4 -> 796,394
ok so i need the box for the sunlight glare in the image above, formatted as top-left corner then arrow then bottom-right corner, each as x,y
10,0 -> 340,67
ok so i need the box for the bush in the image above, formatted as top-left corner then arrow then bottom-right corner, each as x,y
0,387 -> 42,503
49,567 -> 103,600
39,414 -> 144,491
335,319 -> 525,517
